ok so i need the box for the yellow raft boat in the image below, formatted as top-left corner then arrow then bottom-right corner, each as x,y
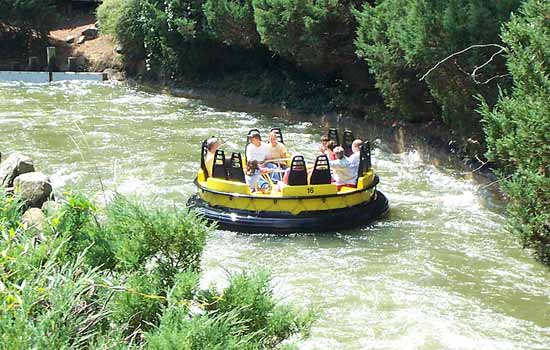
188,129 -> 389,233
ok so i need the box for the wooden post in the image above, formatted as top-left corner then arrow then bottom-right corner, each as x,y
47,47 -> 56,82
27,57 -> 38,71
67,57 -> 78,72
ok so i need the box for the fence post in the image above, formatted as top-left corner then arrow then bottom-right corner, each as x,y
68,57 -> 78,72
47,47 -> 56,82
27,57 -> 39,71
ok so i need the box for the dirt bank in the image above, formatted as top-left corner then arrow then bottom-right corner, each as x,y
48,14 -> 122,72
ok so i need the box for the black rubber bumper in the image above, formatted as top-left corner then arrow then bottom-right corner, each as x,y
187,191 -> 389,234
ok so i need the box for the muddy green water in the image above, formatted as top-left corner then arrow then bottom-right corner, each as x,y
1,81 -> 548,349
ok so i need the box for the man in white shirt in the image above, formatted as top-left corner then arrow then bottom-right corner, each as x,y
347,139 -> 363,183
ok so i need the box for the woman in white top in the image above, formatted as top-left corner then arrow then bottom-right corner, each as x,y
246,132 -> 270,163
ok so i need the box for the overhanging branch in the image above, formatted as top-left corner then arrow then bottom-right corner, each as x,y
420,44 -> 508,84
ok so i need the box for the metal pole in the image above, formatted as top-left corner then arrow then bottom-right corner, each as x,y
47,47 -> 56,82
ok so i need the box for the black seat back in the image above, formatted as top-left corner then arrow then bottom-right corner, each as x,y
228,152 -> 246,183
212,149 -> 228,180
287,155 -> 308,186
342,129 -> 354,157
270,127 -> 284,144
328,127 -> 340,146
356,141 -> 372,186
200,139 -> 209,178
310,154 -> 332,185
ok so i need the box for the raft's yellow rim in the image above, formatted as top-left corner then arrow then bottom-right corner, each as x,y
194,170 -> 379,215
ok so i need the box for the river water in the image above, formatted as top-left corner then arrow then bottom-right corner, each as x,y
1,81 -> 548,349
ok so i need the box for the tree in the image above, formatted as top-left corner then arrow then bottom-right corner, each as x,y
355,0 -> 520,128
0,0 -> 58,53
480,0 -> 550,264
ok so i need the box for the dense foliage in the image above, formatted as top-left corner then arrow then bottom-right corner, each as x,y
0,0 -> 58,53
97,0 -> 376,112
0,190 -> 313,348
479,0 -> 550,264
355,0 -> 520,128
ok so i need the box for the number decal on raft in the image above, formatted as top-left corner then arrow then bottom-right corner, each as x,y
307,187 -> 314,194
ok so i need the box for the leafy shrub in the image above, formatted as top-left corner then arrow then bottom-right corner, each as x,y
145,307 -> 259,350
355,0 -> 520,129
480,0 -> 550,264
96,0 -> 134,36
54,192 -> 117,270
109,270 -> 165,334
1,190 -> 313,348
200,271 -> 314,348
0,0 -> 57,46
0,188 -> 23,232
203,0 -> 260,48
252,0 -> 360,72
106,196 -> 210,282
0,243 -> 124,350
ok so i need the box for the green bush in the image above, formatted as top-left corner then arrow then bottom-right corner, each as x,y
0,0 -> 57,37
252,0 -> 360,72
203,0 -> 260,48
145,307 -> 259,350
200,271 -> 314,348
106,196 -> 210,282
355,0 -> 520,129
480,0 -> 550,264
96,0 -> 133,36
1,192 -> 313,348
54,192 -> 117,270
0,243 -> 124,350
109,270 -> 165,334
0,189 -> 23,232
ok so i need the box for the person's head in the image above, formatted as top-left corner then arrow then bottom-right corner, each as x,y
246,159 -> 259,176
326,140 -> 337,152
250,132 -> 262,146
321,135 -> 330,146
268,131 -> 278,146
352,139 -> 363,153
334,146 -> 345,160
207,137 -> 219,153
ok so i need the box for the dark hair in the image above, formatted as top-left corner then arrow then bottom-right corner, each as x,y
245,159 -> 259,176
321,135 -> 330,142
326,140 -> 337,151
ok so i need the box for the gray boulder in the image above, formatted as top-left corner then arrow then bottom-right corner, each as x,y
0,153 -> 35,187
22,208 -> 47,233
42,200 -> 61,216
14,172 -> 53,208
81,27 -> 98,40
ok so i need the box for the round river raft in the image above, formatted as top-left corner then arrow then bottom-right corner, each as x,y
188,129 -> 389,233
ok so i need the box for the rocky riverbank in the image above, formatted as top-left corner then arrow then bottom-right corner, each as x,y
0,152 -> 59,232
